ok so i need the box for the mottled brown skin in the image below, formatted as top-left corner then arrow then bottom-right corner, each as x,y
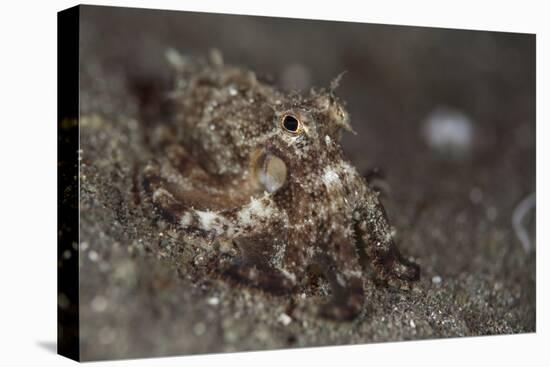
143,52 -> 420,320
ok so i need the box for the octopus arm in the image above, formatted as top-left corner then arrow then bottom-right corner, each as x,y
354,189 -> 420,290
144,164 -> 278,237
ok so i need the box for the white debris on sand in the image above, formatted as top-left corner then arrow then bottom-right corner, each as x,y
91,295 -> 108,312
88,250 -> 99,262
277,312 -> 292,326
422,106 -> 474,158
207,296 -> 220,306
512,192 -> 536,253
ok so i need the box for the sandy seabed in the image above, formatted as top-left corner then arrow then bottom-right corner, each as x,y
72,6 -> 535,360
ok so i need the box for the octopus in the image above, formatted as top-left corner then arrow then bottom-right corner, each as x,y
142,50 -> 420,320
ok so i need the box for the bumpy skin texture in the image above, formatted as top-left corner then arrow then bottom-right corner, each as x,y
143,52 -> 420,320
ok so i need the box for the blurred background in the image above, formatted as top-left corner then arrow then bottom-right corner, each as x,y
77,5 -> 535,360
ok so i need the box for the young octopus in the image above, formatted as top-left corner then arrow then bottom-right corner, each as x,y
143,51 -> 420,320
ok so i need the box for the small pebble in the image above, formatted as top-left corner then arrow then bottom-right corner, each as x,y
193,255 -> 205,266
207,297 -> 220,306
224,330 -> 238,343
432,275 -> 442,284
278,313 -> 292,326
88,250 -> 99,262
228,86 -> 238,96
91,296 -> 108,312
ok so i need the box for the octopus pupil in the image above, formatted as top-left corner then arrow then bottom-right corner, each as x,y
283,115 -> 299,132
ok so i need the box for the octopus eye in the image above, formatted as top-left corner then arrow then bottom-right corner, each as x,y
281,114 -> 302,134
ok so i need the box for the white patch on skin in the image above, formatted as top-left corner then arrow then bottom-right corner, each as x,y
336,273 -> 347,287
180,212 -> 192,227
322,167 -> 341,188
280,268 -> 296,283
341,161 -> 358,177
196,210 -> 221,231
269,242 -> 287,269
284,134 -> 300,146
161,162 -> 195,191
225,225 -> 236,237
345,270 -> 363,278
305,246 -> 320,259
152,188 -> 175,202
238,196 -> 274,225
343,225 -> 355,239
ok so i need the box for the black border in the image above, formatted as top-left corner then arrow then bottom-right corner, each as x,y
57,5 -> 80,362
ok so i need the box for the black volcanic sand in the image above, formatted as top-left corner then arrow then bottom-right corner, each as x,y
73,6 -> 535,360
